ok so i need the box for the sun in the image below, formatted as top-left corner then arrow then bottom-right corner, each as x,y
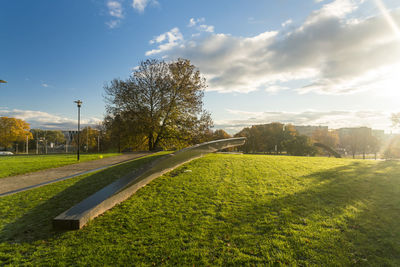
378,65 -> 400,97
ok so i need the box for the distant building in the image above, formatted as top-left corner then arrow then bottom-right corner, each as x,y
294,125 -> 328,137
337,127 -> 372,140
372,129 -> 385,140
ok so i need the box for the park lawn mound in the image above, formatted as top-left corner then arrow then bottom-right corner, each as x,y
0,153 -> 121,179
1,154 -> 400,265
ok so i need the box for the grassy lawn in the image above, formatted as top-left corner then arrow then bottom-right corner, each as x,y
1,154 -> 399,265
0,153 -> 121,178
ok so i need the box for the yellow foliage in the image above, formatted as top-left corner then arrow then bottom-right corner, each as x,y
0,117 -> 33,148
312,128 -> 339,148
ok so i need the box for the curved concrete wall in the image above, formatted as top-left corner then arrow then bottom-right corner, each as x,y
53,137 -> 246,230
313,142 -> 341,158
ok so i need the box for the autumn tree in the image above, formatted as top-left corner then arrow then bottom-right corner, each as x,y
284,135 -> 316,156
212,129 -> 231,140
369,135 -> 381,160
79,127 -> 100,152
340,132 -> 359,158
105,58 -> 213,151
0,117 -> 33,149
339,127 -> 380,159
312,128 -> 338,148
235,123 -> 297,154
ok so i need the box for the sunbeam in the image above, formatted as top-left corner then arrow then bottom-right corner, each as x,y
374,0 -> 400,40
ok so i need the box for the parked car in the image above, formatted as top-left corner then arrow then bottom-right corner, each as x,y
0,151 -> 14,155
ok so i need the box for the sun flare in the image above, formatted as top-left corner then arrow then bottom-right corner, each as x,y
374,0 -> 400,41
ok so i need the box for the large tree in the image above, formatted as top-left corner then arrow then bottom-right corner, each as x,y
235,123 -> 297,154
312,128 -> 338,148
105,58 -> 212,151
339,127 -> 379,159
284,135 -> 316,156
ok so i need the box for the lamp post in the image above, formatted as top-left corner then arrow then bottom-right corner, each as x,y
26,134 -> 29,154
74,100 -> 82,161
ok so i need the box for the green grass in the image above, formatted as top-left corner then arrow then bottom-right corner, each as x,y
1,154 -> 399,265
0,153 -> 121,178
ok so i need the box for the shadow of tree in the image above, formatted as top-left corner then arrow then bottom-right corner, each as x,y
222,160 -> 400,264
1,157 -> 399,265
0,154 -> 164,243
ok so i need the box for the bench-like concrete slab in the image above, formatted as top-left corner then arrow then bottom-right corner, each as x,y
53,138 -> 246,230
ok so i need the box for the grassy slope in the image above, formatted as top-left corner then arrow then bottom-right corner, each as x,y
0,153 -> 121,178
1,154 -> 399,265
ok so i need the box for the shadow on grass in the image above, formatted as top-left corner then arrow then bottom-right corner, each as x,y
228,160 -> 400,264
0,154 -> 165,244
1,157 -> 400,264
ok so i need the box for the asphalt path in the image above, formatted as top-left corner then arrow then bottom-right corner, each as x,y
0,153 -> 150,197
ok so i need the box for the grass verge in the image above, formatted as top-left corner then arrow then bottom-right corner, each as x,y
0,153 -> 121,178
1,154 -> 399,265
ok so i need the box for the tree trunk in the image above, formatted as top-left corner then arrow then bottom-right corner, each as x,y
118,133 -> 121,153
148,133 -> 154,151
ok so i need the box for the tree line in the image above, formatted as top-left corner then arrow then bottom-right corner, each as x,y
1,58 -> 399,158
233,123 -> 384,158
0,118 -> 103,153
234,123 -> 316,156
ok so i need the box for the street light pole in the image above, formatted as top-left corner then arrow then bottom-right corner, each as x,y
74,100 -> 82,161
26,134 -> 29,154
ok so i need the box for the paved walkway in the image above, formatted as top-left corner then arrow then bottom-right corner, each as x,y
0,152 -> 150,197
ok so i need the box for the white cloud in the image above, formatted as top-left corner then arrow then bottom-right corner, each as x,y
198,24 -> 214,33
107,1 -> 123,18
187,18 -> 214,33
146,0 -> 400,95
215,109 -> 392,134
0,108 -> 101,130
281,19 -> 293,27
188,17 -> 205,27
132,0 -> 158,13
305,0 -> 360,24
41,83 -> 49,88
106,0 -> 123,28
146,27 -> 184,56
265,85 -> 290,94
106,20 -> 119,29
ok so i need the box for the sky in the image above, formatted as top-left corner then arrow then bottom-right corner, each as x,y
1,0 -> 400,134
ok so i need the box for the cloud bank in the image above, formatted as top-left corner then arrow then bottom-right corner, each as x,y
0,108 -> 101,130
146,0 -> 400,95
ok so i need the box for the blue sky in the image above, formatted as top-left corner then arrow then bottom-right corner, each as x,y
1,0 -> 400,133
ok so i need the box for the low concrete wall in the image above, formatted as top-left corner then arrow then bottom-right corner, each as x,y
53,137 -> 246,230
